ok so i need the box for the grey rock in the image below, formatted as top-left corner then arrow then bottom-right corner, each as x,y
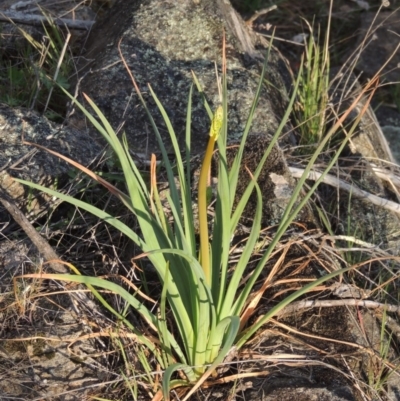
374,105 -> 400,164
246,381 -> 355,401
381,125 -> 400,163
351,10 -> 400,83
0,104 -> 101,211
72,0 -> 293,156
70,0 -> 300,227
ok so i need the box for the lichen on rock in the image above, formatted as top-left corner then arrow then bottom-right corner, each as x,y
73,0 -> 293,157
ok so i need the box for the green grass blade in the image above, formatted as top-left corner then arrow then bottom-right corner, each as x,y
183,316 -> 240,401
234,77 -> 377,323
18,178 -> 197,357
162,364 -> 194,400
222,178 -> 263,318
159,263 -> 173,367
192,278 -> 212,374
191,71 -> 213,120
147,85 -> 183,217
121,133 -> 150,196
230,62 -> 303,235
184,85 -> 196,255
16,178 -> 149,250
227,35 -> 273,205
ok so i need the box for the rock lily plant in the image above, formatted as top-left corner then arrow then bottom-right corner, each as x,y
16,37 -> 377,400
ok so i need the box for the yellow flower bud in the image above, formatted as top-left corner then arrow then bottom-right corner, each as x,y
210,105 -> 223,140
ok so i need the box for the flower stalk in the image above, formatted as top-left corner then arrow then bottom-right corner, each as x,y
198,104 -> 223,287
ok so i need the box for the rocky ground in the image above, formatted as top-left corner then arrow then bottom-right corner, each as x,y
0,0 -> 400,400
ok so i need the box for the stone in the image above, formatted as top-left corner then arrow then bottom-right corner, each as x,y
72,0 -> 294,155
247,382 -> 355,401
351,10 -> 400,83
374,105 -> 400,164
0,103 -> 101,213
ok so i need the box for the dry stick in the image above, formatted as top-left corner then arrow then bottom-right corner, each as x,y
0,187 -> 100,313
276,299 -> 400,317
0,187 -> 67,273
0,11 -> 94,30
372,165 -> 400,189
289,166 -> 400,215
245,5 -> 277,27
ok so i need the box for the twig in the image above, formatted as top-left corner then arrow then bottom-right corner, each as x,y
0,186 -> 99,314
2,149 -> 38,172
259,33 -> 306,46
289,166 -> 400,215
245,5 -> 277,27
325,235 -> 377,248
372,164 -> 400,189
276,298 -> 400,317
0,186 -> 67,273
0,11 -> 94,30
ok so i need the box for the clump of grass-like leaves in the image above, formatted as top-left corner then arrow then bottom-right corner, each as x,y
15,37 -> 377,400
294,18 -> 331,153
0,12 -> 71,120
